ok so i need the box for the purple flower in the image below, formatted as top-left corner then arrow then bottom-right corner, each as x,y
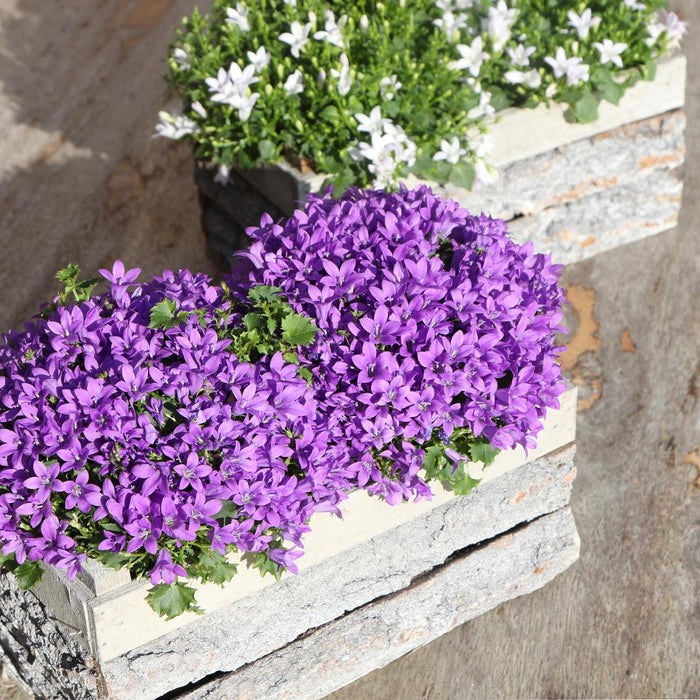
149,548 -> 188,585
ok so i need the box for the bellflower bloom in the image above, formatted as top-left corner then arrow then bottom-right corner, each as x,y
594,38 -> 628,68
225,3 -> 251,32
433,137 -> 467,165
567,9 -> 601,40
154,111 -> 199,140
241,186 -> 567,502
279,20 -> 312,58
449,37 -> 489,77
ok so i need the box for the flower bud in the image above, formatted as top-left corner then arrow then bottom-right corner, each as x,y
359,14 -> 369,32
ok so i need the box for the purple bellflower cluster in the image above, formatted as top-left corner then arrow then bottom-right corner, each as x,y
240,185 -> 567,504
0,262 -> 354,616
0,186 -> 566,618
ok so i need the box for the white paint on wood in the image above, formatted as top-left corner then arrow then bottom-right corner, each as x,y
488,55 -> 686,166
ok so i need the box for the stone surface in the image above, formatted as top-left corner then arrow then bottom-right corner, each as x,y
180,507 -> 580,700
0,571 -> 100,700
101,444 -> 576,700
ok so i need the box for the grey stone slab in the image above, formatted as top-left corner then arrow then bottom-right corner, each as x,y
0,571 -> 100,700
102,444 -> 576,700
180,507 -> 580,700
506,167 -> 683,265
445,110 -> 686,222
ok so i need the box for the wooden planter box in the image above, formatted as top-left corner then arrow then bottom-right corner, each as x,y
0,387 -> 578,700
197,55 -> 686,267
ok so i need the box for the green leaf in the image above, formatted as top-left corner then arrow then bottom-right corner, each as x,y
591,68 -> 624,106
571,92 -> 599,124
243,312 -> 264,331
449,161 -> 476,189
96,551 -> 132,571
451,471 -> 481,496
469,440 -> 500,468
320,105 -> 340,121
56,264 -> 80,285
249,552 -> 283,581
215,499 -> 239,522
147,582 -> 202,620
281,313 -> 318,346
198,549 -> 238,585
641,59 -> 657,82
258,139 -> 276,161
248,285 -> 283,304
149,299 -> 178,329
14,561 -> 44,590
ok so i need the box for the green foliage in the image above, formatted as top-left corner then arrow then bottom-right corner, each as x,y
14,561 -> 45,589
227,285 -> 318,363
197,549 -> 239,585
249,551 -> 283,581
55,264 -> 101,305
147,582 -> 204,620
165,0 -> 676,189
421,428 -> 501,497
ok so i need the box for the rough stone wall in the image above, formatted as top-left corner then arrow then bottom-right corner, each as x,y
0,571 -> 100,700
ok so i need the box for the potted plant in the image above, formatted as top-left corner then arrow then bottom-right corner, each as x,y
158,0 -> 687,265
0,187 -> 578,699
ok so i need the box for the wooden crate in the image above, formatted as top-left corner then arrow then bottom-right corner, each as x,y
0,388 -> 577,699
196,55 -> 686,267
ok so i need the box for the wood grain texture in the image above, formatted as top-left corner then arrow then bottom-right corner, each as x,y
0,1 -> 698,698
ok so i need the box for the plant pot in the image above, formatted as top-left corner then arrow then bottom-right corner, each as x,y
0,386 -> 578,700
196,55 -> 686,268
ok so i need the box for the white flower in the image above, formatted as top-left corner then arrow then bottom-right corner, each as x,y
475,159 -> 498,185
359,14 -> 369,32
484,0 -> 518,52
506,44 -> 535,67
317,69 -> 327,86
283,69 -> 304,96
154,111 -> 199,139
355,106 -> 389,137
449,37 -> 489,77
279,20 -> 312,58
467,90 -> 495,119
247,46 -> 271,72
379,74 -> 402,101
433,137 -> 466,165
283,0 -> 296,6
205,67 -> 239,105
191,101 -> 207,118
659,10 -> 688,49
228,62 -> 259,92
225,3 -> 250,32
594,38 -> 628,68
330,53 -> 352,95
433,10 -> 468,43
237,93 -> 259,121
205,63 -> 258,106
623,0 -> 646,9
504,69 -> 541,89
349,121 -> 416,187
172,47 -> 191,70
214,164 -> 231,185
544,47 -> 589,86
646,19 -> 664,46
566,8 -> 601,40
314,10 -> 347,48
